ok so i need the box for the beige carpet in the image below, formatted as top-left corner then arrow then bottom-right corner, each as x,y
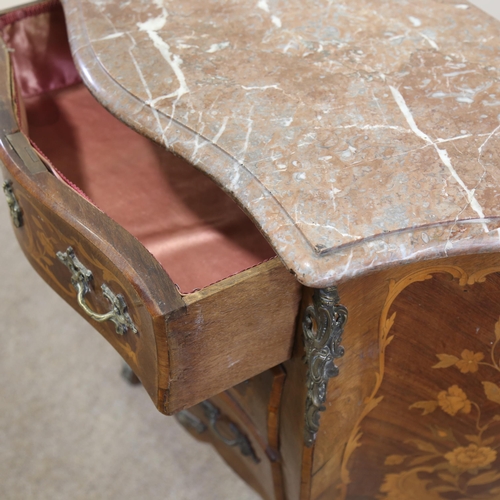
0,198 -> 260,499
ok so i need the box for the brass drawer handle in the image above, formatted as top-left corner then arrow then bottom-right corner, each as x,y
56,246 -> 138,335
201,401 -> 260,463
175,410 -> 207,434
3,180 -> 22,228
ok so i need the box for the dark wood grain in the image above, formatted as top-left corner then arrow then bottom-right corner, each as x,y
165,259 -> 302,412
278,286 -> 313,500
310,252 -> 500,500
180,391 -> 278,500
267,366 -> 287,500
0,29 -> 18,135
230,366 -> 287,500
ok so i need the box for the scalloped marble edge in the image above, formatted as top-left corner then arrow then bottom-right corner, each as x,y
61,0 -> 500,288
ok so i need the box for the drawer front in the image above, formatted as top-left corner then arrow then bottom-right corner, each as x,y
0,131 -> 301,415
177,392 -> 284,500
0,152 -> 183,409
229,366 -> 286,453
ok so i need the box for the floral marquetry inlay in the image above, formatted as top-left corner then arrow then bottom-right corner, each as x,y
379,321 -> 500,499
339,264 -> 500,500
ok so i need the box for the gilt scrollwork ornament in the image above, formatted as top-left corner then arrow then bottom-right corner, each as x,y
303,286 -> 348,447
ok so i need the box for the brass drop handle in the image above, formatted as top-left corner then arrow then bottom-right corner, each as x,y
175,410 -> 207,434
175,402 -> 260,463
56,247 -> 138,335
200,401 -> 260,463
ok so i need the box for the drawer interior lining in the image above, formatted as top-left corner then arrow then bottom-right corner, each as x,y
2,1 -> 276,294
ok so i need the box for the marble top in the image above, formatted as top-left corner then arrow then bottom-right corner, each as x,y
63,0 -> 500,288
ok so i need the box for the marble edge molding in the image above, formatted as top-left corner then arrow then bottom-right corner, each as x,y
61,0 -> 500,288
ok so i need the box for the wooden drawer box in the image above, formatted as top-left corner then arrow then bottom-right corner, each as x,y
0,1 -> 302,414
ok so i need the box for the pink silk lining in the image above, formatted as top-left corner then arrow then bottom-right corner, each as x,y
2,2 -> 81,98
3,2 -> 275,293
25,84 -> 275,293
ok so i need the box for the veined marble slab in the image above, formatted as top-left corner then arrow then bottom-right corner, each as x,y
63,0 -> 500,287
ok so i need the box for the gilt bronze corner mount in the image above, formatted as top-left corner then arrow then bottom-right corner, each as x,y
303,286 -> 348,446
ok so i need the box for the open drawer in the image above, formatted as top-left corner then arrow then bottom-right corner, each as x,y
0,0 -> 302,414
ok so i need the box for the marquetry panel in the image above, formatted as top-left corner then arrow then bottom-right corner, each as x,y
341,266 -> 500,500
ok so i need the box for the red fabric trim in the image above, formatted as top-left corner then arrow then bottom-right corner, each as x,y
0,0 -> 60,31
28,138 -> 94,204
